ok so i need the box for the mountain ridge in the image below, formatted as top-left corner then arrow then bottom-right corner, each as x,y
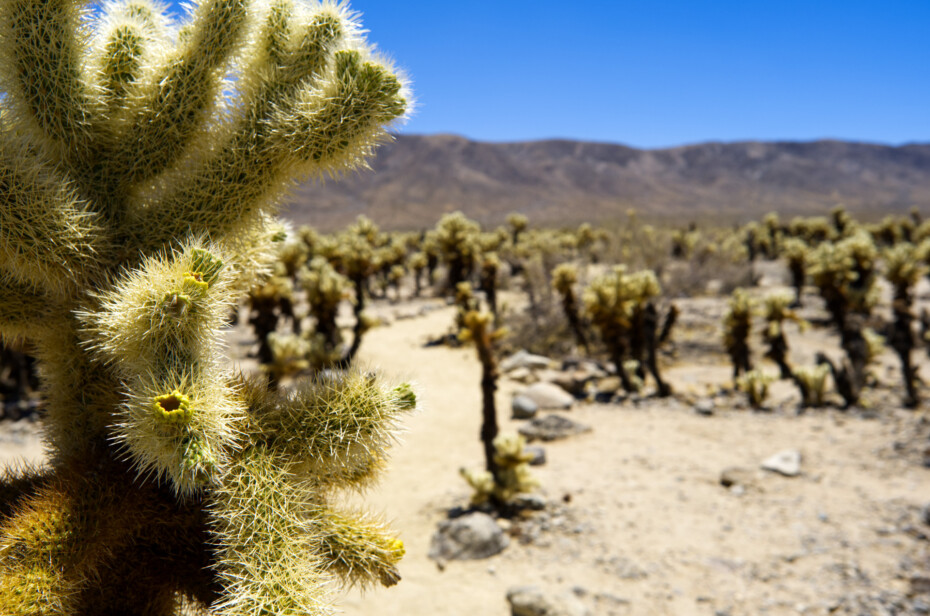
282,134 -> 930,230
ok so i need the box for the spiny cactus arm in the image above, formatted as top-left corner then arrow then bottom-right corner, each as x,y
133,47 -> 406,254
310,505 -> 404,588
104,0 -> 250,188
0,0 -> 96,160
209,447 -> 330,616
0,142 -> 107,294
0,274 -> 65,341
78,244 -> 244,493
90,0 -> 172,116
249,371 -> 416,488
273,49 -> 407,167
80,243 -> 235,374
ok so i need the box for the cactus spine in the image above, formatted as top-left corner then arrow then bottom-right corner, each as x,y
0,2 -> 410,614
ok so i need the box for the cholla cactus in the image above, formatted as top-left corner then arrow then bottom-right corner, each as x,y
460,432 -> 537,507
264,331 -> 311,384
330,216 -> 381,364
435,211 -> 481,291
723,288 -> 755,380
584,267 -> 672,396
506,212 -> 528,245
736,370 -> 774,409
478,252 -> 501,319
247,263 -> 297,379
408,250 -> 428,297
884,243 -> 927,407
782,237 -> 809,307
761,292 -> 806,379
299,256 -> 351,369
808,230 -> 879,331
459,310 -> 509,504
793,363 -> 830,408
0,1 -> 410,614
552,263 -> 590,355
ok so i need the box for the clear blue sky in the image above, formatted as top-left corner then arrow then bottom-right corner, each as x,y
160,1 -> 930,148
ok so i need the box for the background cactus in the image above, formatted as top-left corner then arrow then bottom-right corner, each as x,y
761,292 -> 805,379
0,1 -> 410,613
552,263 -> 590,355
459,310 -> 510,506
723,288 -> 755,380
583,266 -> 672,396
460,432 -> 537,508
435,211 -> 481,292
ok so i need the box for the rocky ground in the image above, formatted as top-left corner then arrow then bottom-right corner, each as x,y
2,282 -> 930,615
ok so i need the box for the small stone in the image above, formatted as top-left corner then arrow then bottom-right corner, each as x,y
694,398 -> 715,416
518,414 -> 592,442
761,449 -> 802,477
501,350 -> 553,373
521,382 -> 575,410
544,370 -> 591,398
921,503 -> 930,526
428,512 -> 509,561
720,467 -> 755,489
595,376 -> 621,396
508,367 -> 536,384
512,395 -> 540,419
513,494 -> 546,511
524,445 -> 547,466
506,585 -> 591,616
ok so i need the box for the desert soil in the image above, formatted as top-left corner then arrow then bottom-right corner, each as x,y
2,292 -> 929,616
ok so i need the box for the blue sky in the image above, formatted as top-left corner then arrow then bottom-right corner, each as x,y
160,1 -> 930,148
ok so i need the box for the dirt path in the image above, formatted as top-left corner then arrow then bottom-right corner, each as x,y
338,302 -> 930,616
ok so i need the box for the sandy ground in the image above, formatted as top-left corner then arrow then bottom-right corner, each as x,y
2,292 -> 929,615
335,300 -> 930,616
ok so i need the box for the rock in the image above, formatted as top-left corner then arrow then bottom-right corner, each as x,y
512,395 -> 540,419
428,512 -> 509,561
921,503 -> 930,526
694,398 -> 715,416
761,449 -> 802,477
543,370 -> 591,398
501,350 -> 553,373
595,376 -> 621,395
720,467 -> 755,489
513,494 -> 546,511
508,367 -> 536,384
522,382 -> 575,410
506,586 -> 591,616
519,414 -> 592,442
524,445 -> 547,466
912,576 -> 930,596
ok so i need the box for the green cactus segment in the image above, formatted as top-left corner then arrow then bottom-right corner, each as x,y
107,0 -> 250,188
189,247 -> 225,285
0,0 -> 94,153
251,370 -> 417,488
313,506 -> 405,589
209,448 -> 330,616
0,274 -> 62,341
392,383 -> 418,411
0,143 -> 106,294
152,390 -> 194,424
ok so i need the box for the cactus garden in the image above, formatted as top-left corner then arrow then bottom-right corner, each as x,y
0,3 -> 928,615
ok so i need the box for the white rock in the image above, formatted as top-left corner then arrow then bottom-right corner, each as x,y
761,449 -> 802,477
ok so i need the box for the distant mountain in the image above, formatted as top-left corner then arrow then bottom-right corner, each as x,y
281,134 -> 930,230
